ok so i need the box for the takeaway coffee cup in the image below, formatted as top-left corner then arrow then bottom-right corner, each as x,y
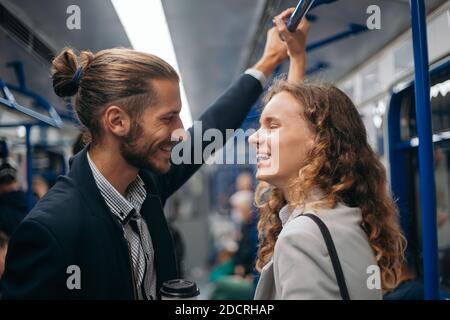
160,279 -> 200,300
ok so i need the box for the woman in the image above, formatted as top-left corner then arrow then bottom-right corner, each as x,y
249,10 -> 405,300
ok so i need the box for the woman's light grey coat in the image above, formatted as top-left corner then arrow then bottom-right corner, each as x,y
254,202 -> 382,300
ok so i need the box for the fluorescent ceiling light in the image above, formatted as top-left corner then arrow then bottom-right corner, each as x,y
112,0 -> 193,128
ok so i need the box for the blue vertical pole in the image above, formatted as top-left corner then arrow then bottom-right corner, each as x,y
409,0 -> 439,299
25,124 -> 33,211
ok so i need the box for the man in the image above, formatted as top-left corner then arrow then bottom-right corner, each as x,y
1,25 -> 300,299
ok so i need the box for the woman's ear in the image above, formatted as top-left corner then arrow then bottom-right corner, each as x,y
103,105 -> 131,137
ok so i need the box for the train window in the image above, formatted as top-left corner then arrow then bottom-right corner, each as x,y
400,75 -> 450,141
360,97 -> 387,156
407,145 -> 450,292
361,64 -> 381,102
394,41 -> 414,76
399,70 -> 450,292
341,81 -> 355,102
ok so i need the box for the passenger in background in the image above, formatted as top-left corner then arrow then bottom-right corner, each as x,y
209,184 -> 256,300
0,158 -> 28,300
32,175 -> 49,200
0,141 -> 29,231
250,8 -> 405,300
235,171 -> 253,192
0,160 -> 28,236
209,171 -> 255,278
230,190 -> 256,279
230,171 -> 254,241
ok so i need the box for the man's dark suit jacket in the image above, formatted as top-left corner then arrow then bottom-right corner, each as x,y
1,74 -> 262,299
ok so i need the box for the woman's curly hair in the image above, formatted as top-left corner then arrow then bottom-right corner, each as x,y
255,80 -> 406,291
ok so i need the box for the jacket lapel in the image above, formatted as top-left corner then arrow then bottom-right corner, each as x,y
254,260 -> 275,300
68,147 -> 112,218
67,147 -> 135,298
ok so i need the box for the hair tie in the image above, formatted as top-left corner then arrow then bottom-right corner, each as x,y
71,67 -> 82,87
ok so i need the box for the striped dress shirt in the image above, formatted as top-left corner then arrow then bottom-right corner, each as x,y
87,152 -> 156,299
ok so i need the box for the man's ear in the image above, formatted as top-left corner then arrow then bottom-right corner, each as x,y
103,105 -> 130,137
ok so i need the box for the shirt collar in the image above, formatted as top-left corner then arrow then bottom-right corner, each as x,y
86,151 -> 147,224
278,189 -> 325,227
279,204 -> 305,227
279,205 -> 291,227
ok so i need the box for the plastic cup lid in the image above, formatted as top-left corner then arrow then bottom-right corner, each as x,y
160,279 -> 200,298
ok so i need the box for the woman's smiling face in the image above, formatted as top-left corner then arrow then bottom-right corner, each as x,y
249,91 -> 315,188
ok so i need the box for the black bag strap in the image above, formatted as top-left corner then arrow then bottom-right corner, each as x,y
302,213 -> 351,300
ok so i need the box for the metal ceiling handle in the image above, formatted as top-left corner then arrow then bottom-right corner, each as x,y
286,0 -> 316,32
0,79 -> 63,128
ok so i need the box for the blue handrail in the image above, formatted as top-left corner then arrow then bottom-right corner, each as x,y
409,0 -> 439,300
0,80 -> 62,128
306,24 -> 368,52
306,61 -> 330,75
311,0 -> 338,9
0,62 -> 66,211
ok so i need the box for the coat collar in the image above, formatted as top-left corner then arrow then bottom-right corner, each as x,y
68,147 -> 111,218
280,189 -> 326,227
67,147 -> 161,217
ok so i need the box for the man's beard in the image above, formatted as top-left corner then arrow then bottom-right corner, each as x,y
119,122 -> 170,174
